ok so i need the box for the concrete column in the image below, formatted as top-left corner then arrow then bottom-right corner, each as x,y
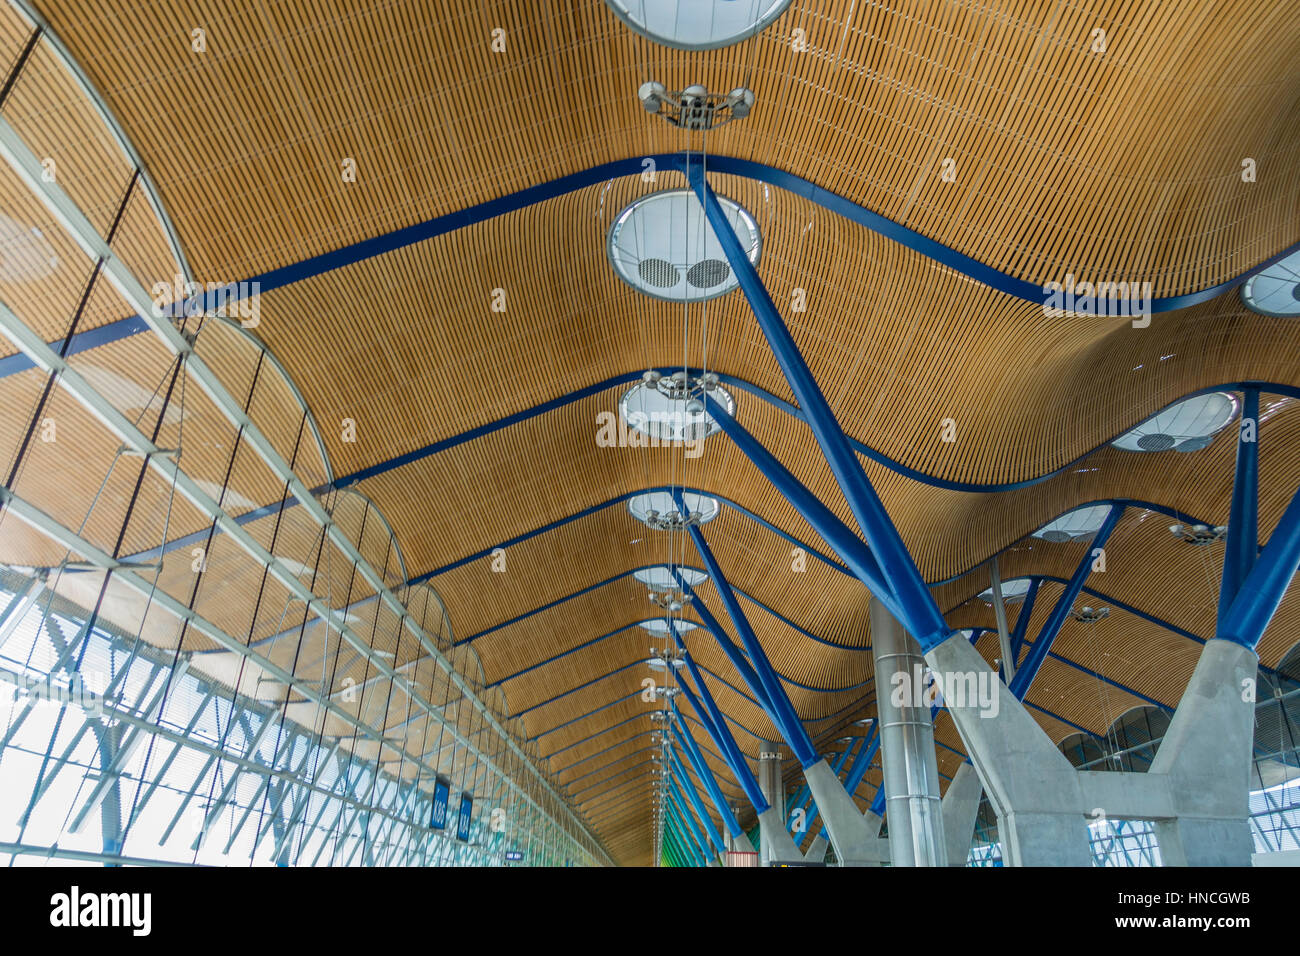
1148,639 -> 1257,866
801,759 -> 888,864
757,744 -> 801,865
803,833 -> 828,862
941,762 -> 983,867
869,597 -> 947,866
925,631 -> 1091,866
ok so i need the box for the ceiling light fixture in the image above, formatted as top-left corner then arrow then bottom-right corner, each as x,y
1169,523 -> 1228,545
637,82 -> 755,130
1070,606 -> 1110,623
629,489 -> 721,530
619,371 -> 737,443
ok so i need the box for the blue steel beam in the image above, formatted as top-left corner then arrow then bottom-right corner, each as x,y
677,502 -> 818,766
669,773 -> 718,858
843,726 -> 882,798
24,144 -> 1295,387
670,635 -> 769,814
689,159 -> 951,653
1220,388 -> 1260,632
671,747 -> 726,854
670,703 -> 746,839
1219,483 -> 1300,649
1008,578 -> 1041,663
674,575 -> 784,735
698,398 -> 906,625
1008,505 -> 1125,700
667,792 -> 706,867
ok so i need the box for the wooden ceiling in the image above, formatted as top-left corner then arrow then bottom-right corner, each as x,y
2,0 -> 1299,865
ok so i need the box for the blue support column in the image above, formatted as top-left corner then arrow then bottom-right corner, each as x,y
1219,483 -> 1300,649
670,704 -> 746,839
696,399 -> 906,624
670,641 -> 769,814
1219,388 -> 1260,632
1008,579 -> 1040,663
675,578 -> 780,729
675,495 -> 817,767
843,724 -> 881,798
668,790 -> 707,866
671,772 -> 718,860
1008,504 -> 1125,700
688,159 -> 950,653
669,745 -> 725,855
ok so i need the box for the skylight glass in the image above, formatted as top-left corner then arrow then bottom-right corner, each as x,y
1111,392 -> 1239,452
604,0 -> 794,51
607,189 -> 760,303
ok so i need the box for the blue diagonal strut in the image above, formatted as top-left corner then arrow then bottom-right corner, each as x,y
674,492 -> 818,767
687,157 -> 951,653
699,396 -> 908,626
670,702 -> 746,839
1219,388 -> 1260,632
1219,482 -> 1300,649
669,628 -> 769,814
1008,504 -> 1125,700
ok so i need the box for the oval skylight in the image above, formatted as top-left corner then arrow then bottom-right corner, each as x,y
607,189 -> 760,302
1111,392 -> 1239,452
604,0 -> 793,51
628,490 -> 720,527
639,618 -> 699,635
979,578 -> 1032,603
619,377 -> 736,442
635,566 -> 707,589
1241,248 -> 1300,316
1032,505 -> 1114,542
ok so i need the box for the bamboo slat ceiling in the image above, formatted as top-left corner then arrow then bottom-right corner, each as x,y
2,0 -> 1299,866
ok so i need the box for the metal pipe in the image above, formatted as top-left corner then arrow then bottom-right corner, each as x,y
869,597 -> 947,866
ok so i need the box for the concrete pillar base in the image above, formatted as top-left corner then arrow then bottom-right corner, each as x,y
941,762 -> 983,866
757,806 -> 801,865
1154,817 -> 1254,867
803,834 -> 828,863
1002,810 -> 1092,866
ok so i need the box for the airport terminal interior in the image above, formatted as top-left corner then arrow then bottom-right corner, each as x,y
0,0 -> 1298,868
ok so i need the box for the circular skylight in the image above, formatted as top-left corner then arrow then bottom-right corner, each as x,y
628,490 -> 721,527
1241,248 -> 1300,316
1111,392 -> 1239,452
604,0 -> 793,50
1032,505 -> 1114,542
607,189 -> 760,303
979,578 -> 1032,604
639,618 -> 699,635
635,566 -> 707,590
619,376 -> 736,442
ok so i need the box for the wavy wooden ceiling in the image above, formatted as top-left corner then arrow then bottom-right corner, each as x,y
4,0 -> 1299,865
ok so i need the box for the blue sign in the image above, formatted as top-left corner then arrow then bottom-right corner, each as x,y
456,794 -> 473,842
430,779 -> 450,830
504,850 -> 523,862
